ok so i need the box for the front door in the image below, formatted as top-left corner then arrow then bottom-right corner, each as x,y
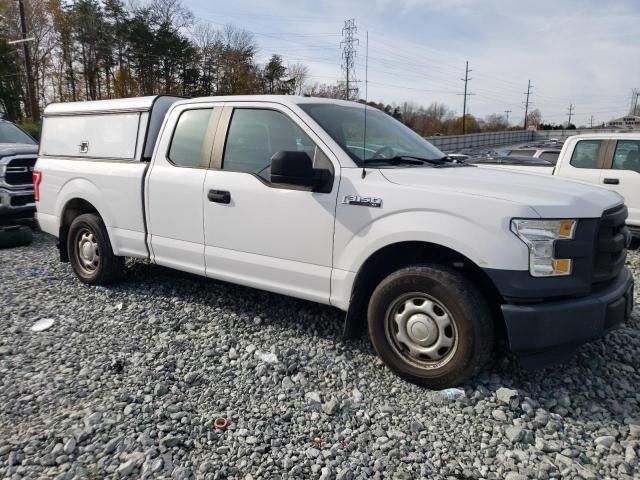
202,103 -> 339,304
600,139 -> 640,226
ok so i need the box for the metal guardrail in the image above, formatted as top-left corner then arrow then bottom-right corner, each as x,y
426,131 -> 534,152
425,128 -> 622,152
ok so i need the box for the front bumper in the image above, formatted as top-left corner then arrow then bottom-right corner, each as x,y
0,187 -> 36,221
502,267 -> 634,367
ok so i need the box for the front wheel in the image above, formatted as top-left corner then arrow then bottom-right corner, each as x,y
367,265 -> 494,388
68,213 -> 125,285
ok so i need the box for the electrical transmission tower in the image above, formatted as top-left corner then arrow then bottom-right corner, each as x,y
457,61 -> 474,134
523,80 -> 532,129
567,103 -> 574,126
340,19 -> 359,100
504,110 -> 512,125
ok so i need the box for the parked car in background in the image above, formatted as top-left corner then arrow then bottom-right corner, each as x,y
477,133 -> 640,237
35,96 -> 634,387
502,147 -> 562,164
0,119 -> 39,222
469,154 -> 555,174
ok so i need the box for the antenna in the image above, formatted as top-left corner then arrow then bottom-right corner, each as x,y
362,31 -> 369,179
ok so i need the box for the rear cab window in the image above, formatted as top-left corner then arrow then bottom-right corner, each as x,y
569,140 -> 604,169
168,108 -> 215,168
611,140 -> 640,173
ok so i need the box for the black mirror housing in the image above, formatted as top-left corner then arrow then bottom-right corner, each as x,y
270,151 -> 331,192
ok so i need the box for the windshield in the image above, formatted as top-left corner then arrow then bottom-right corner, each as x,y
299,103 -> 446,166
0,121 -> 36,145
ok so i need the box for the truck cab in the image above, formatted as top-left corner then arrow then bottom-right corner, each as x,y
34,96 -> 635,387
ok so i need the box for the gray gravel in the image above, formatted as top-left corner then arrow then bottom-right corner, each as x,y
1,232 -> 639,479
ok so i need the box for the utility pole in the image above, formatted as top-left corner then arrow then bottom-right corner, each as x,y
17,0 -> 38,121
523,80 -> 532,129
590,115 -> 594,128
567,103 -> 574,126
504,110 -> 512,125
340,19 -> 358,101
629,89 -> 639,116
457,61 -> 474,134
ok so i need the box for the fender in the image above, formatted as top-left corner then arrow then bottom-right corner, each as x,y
334,209 -> 529,276
56,177 -> 114,228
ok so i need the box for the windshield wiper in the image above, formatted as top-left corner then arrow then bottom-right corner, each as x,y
363,155 -> 446,166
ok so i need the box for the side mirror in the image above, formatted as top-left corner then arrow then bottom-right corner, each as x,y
270,151 -> 329,190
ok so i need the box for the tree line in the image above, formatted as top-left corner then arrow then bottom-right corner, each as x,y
0,0 -> 309,129
1,0 -> 543,138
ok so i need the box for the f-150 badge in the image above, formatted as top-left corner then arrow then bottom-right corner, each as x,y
342,195 -> 382,207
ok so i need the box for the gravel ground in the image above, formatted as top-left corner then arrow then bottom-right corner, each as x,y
1,232 -> 639,480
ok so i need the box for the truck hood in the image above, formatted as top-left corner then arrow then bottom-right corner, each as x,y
380,165 -> 623,218
0,143 -> 39,158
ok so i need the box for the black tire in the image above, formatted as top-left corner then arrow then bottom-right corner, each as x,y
0,225 -> 33,249
367,265 -> 494,388
67,213 -> 124,285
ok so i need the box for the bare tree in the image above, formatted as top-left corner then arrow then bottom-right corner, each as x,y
147,0 -> 193,29
287,62 -> 308,95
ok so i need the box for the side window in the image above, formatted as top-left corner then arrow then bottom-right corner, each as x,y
539,151 -> 559,164
570,140 -> 602,169
223,109 -> 322,180
510,149 -> 535,156
611,140 -> 640,173
168,109 -> 214,168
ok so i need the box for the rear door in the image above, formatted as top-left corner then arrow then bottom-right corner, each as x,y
555,139 -> 606,186
600,139 -> 640,226
146,102 -> 222,275
201,102 -> 339,304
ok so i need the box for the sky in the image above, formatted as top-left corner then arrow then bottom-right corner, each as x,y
186,0 -> 640,127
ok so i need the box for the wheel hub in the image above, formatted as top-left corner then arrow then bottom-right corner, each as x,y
386,294 -> 458,368
75,229 -> 100,273
80,241 -> 95,262
406,314 -> 438,346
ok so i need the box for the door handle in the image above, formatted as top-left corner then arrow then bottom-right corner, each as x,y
208,189 -> 231,204
603,178 -> 620,185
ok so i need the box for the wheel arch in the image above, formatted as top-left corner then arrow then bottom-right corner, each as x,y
343,240 -> 505,340
58,197 -> 101,262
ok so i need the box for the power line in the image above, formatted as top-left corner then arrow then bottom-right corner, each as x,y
340,19 -> 358,100
457,61 -> 474,134
523,80 -> 532,129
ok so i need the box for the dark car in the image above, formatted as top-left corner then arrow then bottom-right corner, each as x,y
0,119 -> 39,222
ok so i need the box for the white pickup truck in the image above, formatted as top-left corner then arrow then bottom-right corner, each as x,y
35,96 -> 635,387
476,133 -> 640,237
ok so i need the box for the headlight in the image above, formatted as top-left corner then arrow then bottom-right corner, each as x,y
511,219 -> 577,277
0,165 -> 5,177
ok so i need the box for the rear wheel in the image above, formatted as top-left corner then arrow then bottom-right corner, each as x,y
367,265 -> 494,388
68,213 -> 124,285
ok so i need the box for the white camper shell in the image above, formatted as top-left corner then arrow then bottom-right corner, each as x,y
41,96 -> 182,161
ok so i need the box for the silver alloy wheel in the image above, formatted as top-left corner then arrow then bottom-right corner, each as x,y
75,228 -> 100,274
385,293 -> 458,369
